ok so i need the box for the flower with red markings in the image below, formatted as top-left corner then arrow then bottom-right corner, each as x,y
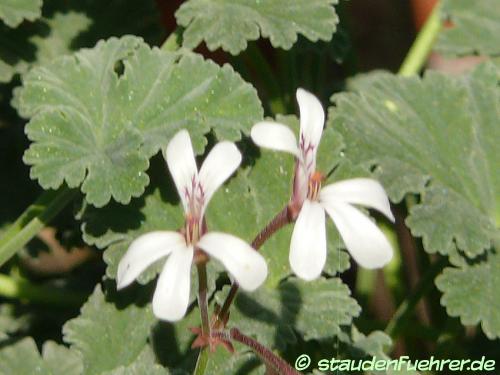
251,89 -> 395,280
117,130 -> 268,321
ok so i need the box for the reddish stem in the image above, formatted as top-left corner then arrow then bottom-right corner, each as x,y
211,328 -> 300,375
214,204 -> 293,328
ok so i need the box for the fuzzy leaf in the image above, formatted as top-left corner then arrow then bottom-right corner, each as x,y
204,345 -> 264,375
176,0 -> 339,54
436,248 -> 500,339
330,63 -> 499,258
63,284 -> 157,375
102,347 -> 168,375
16,36 -> 262,206
1,0 -> 163,83
216,277 -> 361,350
0,0 -> 41,28
436,0 -> 500,57
0,338 -> 82,375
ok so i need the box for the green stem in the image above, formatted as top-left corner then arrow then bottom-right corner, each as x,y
0,273 -> 85,307
193,262 -> 210,374
398,2 -> 442,77
385,256 -> 447,338
197,263 -> 210,336
0,187 -> 78,268
161,27 -> 183,52
193,347 -> 209,375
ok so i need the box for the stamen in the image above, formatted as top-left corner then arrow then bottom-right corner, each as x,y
185,214 -> 201,245
307,171 -> 323,200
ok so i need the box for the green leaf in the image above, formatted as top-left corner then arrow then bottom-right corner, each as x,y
42,341 -> 84,375
0,337 -> 82,375
335,327 -> 419,375
0,0 -> 163,83
176,0 -> 339,54
16,36 -> 262,207
102,347 -> 168,375
436,0 -> 500,57
436,248 -> 500,340
330,63 -> 499,258
0,304 -> 31,337
204,345 -> 264,375
215,277 -> 361,350
63,284 -> 157,375
0,0 -> 41,28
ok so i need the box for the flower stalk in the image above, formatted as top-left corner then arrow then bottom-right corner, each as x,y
215,204 -> 293,327
211,328 -> 301,375
0,273 -> 86,307
196,262 -> 210,337
399,1 -> 442,76
0,186 -> 78,268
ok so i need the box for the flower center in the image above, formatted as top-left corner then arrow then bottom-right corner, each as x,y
185,214 -> 201,245
307,171 -> 323,201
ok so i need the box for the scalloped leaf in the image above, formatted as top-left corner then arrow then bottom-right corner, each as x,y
102,347 -> 168,375
0,10 -> 91,84
204,345 -> 264,375
63,284 -> 157,375
436,248 -> 500,340
175,0 -> 339,55
215,277 -> 361,350
16,36 -> 262,206
436,0 -> 500,57
0,0 -> 41,28
330,63 -> 499,258
1,0 -> 163,83
0,338 -> 82,375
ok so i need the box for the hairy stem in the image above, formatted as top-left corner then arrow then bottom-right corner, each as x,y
212,328 -> 300,375
398,2 -> 442,76
0,186 -> 78,268
193,262 -> 211,375
197,263 -> 210,336
385,256 -> 447,338
215,205 -> 292,326
0,273 -> 86,307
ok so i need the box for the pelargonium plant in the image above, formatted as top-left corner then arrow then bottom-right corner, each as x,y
0,1 -> 498,374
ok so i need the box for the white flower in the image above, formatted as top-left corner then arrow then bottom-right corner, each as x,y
251,89 -> 394,281
117,130 -> 268,321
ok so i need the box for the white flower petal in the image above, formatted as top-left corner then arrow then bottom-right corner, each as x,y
250,122 -> 300,156
117,231 -> 186,290
292,160 -> 309,204
164,130 -> 198,211
152,246 -> 194,321
296,88 -> 324,150
323,201 -> 393,269
197,232 -> 267,291
289,200 -> 327,281
320,178 -> 395,222
198,141 -> 242,209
